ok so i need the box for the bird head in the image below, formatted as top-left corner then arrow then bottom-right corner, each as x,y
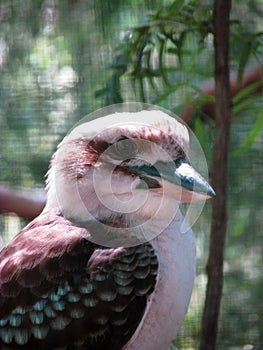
45,110 -> 214,245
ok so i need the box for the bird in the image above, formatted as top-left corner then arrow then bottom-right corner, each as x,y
0,109 -> 215,350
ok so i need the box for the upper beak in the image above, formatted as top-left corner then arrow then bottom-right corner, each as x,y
130,159 -> 215,202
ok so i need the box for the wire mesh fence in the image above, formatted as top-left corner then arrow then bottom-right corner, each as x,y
0,1 -> 262,349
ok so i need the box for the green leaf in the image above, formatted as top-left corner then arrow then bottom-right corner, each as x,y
232,95 -> 261,115
237,40 -> 251,85
193,117 -> 212,164
168,0 -> 185,14
231,109 -> 263,157
145,50 -> 159,93
232,81 -> 262,106
158,38 -> 171,87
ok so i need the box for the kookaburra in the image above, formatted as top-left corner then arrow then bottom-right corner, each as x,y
0,110 -> 214,350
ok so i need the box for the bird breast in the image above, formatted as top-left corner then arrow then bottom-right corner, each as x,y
124,210 -> 196,350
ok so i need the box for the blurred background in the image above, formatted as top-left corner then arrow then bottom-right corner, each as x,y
0,1 -> 262,349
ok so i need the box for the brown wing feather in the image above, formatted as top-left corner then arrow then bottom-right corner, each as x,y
0,213 -> 158,349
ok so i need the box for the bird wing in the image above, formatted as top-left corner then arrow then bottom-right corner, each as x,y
0,213 -> 158,350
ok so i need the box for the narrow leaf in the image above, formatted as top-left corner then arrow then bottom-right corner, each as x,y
232,81 -> 262,105
194,117 -> 212,164
232,109 -> 263,157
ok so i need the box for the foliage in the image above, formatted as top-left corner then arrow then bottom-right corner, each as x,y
100,0 -> 263,161
98,0 -> 215,107
0,0 -> 167,186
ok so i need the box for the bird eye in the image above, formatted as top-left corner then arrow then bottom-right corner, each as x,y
113,137 -> 138,159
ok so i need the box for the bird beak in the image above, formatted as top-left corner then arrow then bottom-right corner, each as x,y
130,159 -> 215,203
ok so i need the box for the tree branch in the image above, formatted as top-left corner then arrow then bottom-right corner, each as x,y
199,1 -> 232,349
0,184 -> 46,220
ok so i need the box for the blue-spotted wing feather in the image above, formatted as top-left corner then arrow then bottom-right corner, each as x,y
0,213 -> 158,349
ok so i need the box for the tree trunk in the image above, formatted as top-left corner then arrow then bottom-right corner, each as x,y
199,1 -> 232,350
